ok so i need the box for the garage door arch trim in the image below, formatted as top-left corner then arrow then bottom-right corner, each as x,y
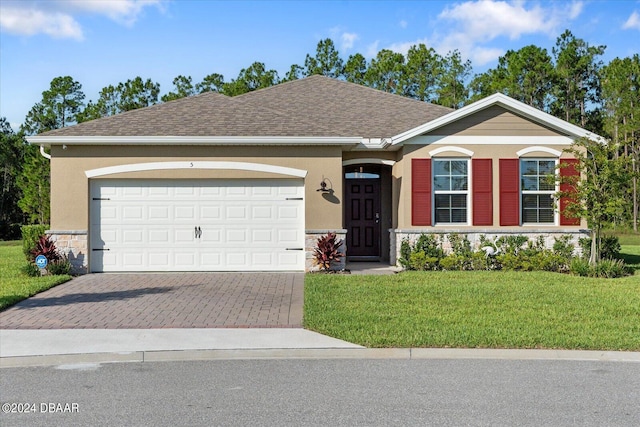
85,161 -> 308,178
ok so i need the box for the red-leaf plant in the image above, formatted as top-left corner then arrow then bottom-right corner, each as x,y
313,232 -> 345,271
30,235 -> 62,263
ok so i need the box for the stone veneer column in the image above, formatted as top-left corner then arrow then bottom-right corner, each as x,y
47,230 -> 88,275
305,229 -> 348,271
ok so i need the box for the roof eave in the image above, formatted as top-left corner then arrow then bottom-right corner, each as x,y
390,93 -> 606,146
27,135 -> 363,147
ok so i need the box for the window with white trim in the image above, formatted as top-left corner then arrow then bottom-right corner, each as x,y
433,159 -> 468,224
520,159 -> 556,224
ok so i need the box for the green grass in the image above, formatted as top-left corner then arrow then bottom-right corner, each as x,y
304,266 -> 640,350
0,242 -> 71,310
605,229 -> 640,246
620,245 -> 640,273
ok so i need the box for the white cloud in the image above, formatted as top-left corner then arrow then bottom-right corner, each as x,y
0,0 -> 163,39
438,0 -> 555,41
399,20 -> 408,29
568,1 -> 584,20
0,4 -> 83,39
366,40 -> 380,58
66,0 -> 164,26
470,46 -> 506,66
387,38 -> 430,56
623,11 -> 640,30
341,32 -> 359,50
431,0 -> 584,66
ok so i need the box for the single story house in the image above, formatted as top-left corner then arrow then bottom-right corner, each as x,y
29,75 -> 596,274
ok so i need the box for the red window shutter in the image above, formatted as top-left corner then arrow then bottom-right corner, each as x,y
412,158 -> 432,226
560,158 -> 580,226
472,159 -> 493,226
499,159 -> 520,226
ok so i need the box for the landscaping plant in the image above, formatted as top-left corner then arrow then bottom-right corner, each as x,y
398,233 -> 631,277
313,232 -> 345,271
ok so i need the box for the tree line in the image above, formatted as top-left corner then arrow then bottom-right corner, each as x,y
1,29 -> 638,238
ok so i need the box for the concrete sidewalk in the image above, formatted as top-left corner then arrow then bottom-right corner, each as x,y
2,328 -> 639,368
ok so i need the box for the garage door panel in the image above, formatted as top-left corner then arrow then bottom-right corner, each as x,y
200,206 -> 221,221
225,205 -> 248,220
278,251 -> 304,267
226,229 -> 248,243
148,206 -> 170,221
277,228 -> 301,244
175,206 -> 196,221
122,251 -> 144,268
252,229 -> 273,243
148,229 -> 170,244
199,228 -> 221,243
90,179 -> 304,272
278,205 -> 301,219
122,229 -> 143,244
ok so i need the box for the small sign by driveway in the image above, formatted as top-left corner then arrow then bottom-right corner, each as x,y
35,255 -> 48,269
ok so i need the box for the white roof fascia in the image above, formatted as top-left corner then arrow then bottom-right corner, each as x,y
391,93 -> 605,146
353,138 -> 393,150
26,135 -> 362,147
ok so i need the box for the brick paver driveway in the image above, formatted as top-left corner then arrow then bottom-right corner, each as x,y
0,273 -> 304,329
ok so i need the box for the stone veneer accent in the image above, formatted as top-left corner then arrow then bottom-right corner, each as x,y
305,229 -> 348,271
389,228 -> 591,267
47,230 -> 88,275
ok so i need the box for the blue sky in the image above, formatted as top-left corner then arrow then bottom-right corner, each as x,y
1,0 -> 639,130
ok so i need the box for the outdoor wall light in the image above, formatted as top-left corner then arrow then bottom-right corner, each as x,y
317,176 -> 332,192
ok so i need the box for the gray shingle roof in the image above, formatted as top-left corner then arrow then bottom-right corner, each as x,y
39,75 -> 453,139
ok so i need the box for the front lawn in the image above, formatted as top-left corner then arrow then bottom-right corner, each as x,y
0,242 -> 71,310
620,245 -> 640,273
304,268 -> 640,350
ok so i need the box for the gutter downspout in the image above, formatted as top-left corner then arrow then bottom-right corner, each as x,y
39,145 -> 51,160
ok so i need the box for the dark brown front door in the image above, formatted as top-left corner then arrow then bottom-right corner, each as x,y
345,178 -> 381,259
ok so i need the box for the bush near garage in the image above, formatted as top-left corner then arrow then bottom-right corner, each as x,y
20,227 -> 71,276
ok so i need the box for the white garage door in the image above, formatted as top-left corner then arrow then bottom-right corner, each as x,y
90,179 -> 305,272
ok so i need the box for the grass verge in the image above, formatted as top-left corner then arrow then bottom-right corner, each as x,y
620,245 -> 640,273
304,268 -> 640,350
0,242 -> 71,310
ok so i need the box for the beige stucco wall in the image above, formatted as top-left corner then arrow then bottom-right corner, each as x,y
50,144 -> 344,232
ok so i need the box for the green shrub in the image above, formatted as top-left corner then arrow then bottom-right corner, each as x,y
495,235 -> 529,255
397,233 -> 625,277
408,251 -> 440,271
439,254 -> 462,271
570,258 -> 630,278
579,235 -> 621,260
399,238 -> 412,269
22,262 -> 41,277
535,252 -> 570,273
48,256 -> 71,275
593,259 -> 629,278
497,253 -> 535,271
21,224 -> 48,260
414,234 -> 444,259
553,235 -> 575,259
570,258 -> 590,277
448,233 -> 472,256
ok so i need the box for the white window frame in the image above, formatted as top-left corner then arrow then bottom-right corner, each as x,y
520,158 -> 559,226
432,158 -> 471,226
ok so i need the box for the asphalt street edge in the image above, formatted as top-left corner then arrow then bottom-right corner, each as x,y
2,348 -> 639,368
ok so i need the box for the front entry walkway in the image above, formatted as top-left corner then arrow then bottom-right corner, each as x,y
0,273 -> 304,329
